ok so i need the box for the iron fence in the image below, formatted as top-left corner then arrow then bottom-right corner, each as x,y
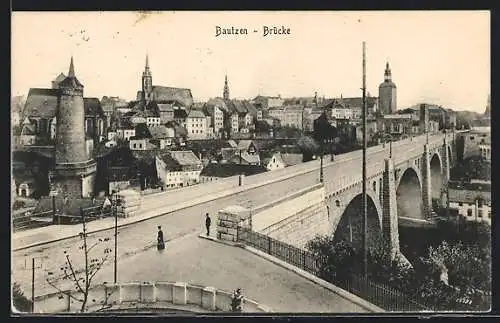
236,226 -> 433,312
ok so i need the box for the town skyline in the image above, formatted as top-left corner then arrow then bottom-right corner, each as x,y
12,11 -> 490,112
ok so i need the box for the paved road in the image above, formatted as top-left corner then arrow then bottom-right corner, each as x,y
12,132 -> 448,304
12,169 -> 320,294
32,234 -> 368,313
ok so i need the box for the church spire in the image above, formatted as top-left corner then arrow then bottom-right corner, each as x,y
68,56 -> 75,77
223,74 -> 230,101
384,62 -> 392,82
146,54 -> 149,69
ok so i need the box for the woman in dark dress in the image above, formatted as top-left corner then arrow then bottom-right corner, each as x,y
157,225 -> 165,250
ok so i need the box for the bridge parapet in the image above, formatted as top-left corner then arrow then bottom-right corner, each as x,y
30,281 -> 271,313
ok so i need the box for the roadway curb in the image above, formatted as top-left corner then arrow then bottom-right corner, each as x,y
242,246 -> 384,313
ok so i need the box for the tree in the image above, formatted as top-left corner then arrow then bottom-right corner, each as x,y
46,213 -> 113,312
12,282 -> 33,313
305,236 -> 358,282
296,135 -> 319,162
450,156 -> 491,182
254,120 -> 271,134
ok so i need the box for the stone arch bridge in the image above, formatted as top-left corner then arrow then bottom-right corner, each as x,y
259,131 -> 458,260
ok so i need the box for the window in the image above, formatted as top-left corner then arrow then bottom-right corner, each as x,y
488,211 -> 491,219
133,144 -> 136,149
470,136 -> 474,140
467,209 -> 473,217
458,202 -> 463,206
373,181 -> 376,192
478,210 -> 483,218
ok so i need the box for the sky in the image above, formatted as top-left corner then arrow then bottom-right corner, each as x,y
12,11 -> 490,112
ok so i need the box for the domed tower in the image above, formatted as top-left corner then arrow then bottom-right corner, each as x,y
378,62 -> 397,115
51,57 -> 97,198
142,54 -> 153,102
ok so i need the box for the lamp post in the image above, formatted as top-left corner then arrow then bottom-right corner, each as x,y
113,190 -> 119,284
361,41 -> 368,279
319,142 -> 324,183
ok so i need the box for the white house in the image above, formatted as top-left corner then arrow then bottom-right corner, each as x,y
147,116 -> 161,127
186,110 -> 208,139
155,150 -> 203,189
149,125 -> 175,149
448,182 -> 491,226
230,114 -> 239,133
129,137 -> 155,151
116,128 -> 136,141
262,152 -> 286,171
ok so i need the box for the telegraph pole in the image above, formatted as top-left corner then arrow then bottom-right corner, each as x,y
361,42 -> 368,279
31,258 -> 35,313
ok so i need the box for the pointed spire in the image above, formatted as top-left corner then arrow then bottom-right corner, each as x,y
68,56 -> 75,77
146,54 -> 149,69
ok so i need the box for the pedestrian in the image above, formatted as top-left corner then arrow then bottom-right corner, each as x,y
157,225 -> 165,250
205,213 -> 211,236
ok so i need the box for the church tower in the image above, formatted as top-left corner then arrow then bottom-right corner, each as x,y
223,74 -> 230,101
484,94 -> 491,117
142,54 -> 153,102
378,62 -> 397,115
51,57 -> 97,198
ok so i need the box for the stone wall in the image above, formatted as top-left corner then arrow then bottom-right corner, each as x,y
31,281 -> 271,313
260,201 -> 329,250
252,186 -> 325,232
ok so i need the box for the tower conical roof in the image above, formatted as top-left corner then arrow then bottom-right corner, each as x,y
59,56 -> 84,89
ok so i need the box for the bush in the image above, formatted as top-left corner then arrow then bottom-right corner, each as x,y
12,282 -> 32,313
12,200 -> 26,210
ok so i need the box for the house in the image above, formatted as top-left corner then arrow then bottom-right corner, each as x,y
186,109 -> 208,139
156,102 -> 176,123
261,151 -> 286,171
149,125 -> 175,149
155,150 -> 203,188
236,140 -> 259,155
228,152 -> 260,166
20,121 -> 37,146
173,108 -> 188,127
448,181 -> 491,226
462,127 -> 491,160
203,105 -> 224,138
280,153 -> 304,167
129,136 -> 156,151
268,105 -> 304,130
116,126 -> 136,141
379,114 -> 414,138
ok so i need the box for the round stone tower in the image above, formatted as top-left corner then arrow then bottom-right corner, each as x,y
51,57 -> 97,198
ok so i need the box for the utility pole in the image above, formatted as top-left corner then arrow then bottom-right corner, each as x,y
31,258 -> 35,313
361,42 -> 368,279
114,194 -> 118,284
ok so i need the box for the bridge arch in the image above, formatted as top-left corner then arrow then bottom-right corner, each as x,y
430,153 -> 443,200
332,189 -> 383,252
396,167 -> 423,220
